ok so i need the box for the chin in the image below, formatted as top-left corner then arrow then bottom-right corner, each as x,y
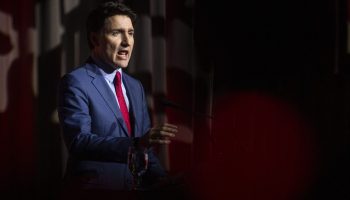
114,61 -> 129,69
118,65 -> 128,69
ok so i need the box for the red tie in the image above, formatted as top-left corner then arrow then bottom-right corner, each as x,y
115,71 -> 131,135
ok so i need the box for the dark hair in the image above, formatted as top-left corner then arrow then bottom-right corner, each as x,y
86,1 -> 137,49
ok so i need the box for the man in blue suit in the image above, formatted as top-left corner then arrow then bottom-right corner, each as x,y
57,1 -> 177,194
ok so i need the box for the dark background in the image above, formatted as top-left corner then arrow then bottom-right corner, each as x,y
0,0 -> 349,199
193,0 -> 349,199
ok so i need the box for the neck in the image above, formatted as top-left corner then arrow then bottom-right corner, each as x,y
91,53 -> 119,74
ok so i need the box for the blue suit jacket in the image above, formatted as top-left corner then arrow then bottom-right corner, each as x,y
58,58 -> 166,190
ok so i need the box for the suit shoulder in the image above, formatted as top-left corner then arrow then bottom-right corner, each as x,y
61,63 -> 92,80
58,67 -> 92,92
67,63 -> 90,76
123,72 -> 145,89
123,72 -> 142,83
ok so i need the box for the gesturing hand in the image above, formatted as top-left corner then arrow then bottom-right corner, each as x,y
139,123 -> 178,147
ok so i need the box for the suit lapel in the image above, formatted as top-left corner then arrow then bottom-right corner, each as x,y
86,62 -> 130,136
123,74 -> 140,137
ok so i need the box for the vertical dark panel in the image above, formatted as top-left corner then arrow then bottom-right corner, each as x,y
0,0 -> 37,198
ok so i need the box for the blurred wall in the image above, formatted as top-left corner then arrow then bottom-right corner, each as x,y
0,0 -> 349,200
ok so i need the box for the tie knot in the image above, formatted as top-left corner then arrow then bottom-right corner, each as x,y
115,71 -> 122,86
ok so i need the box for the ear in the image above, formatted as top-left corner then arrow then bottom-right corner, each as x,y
89,32 -> 99,48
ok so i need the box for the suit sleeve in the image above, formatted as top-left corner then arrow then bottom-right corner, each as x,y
136,81 -> 167,179
57,74 -> 132,163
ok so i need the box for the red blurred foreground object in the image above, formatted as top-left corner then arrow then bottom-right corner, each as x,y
191,91 -> 318,200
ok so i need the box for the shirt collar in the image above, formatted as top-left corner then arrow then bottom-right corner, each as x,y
99,67 -> 123,84
91,55 -> 123,83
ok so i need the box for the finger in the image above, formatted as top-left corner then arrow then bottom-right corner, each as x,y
159,126 -> 178,133
149,138 -> 171,144
150,130 -> 176,138
159,130 -> 175,137
153,131 -> 175,138
151,127 -> 177,134
163,123 -> 178,129
153,123 -> 178,129
166,126 -> 178,133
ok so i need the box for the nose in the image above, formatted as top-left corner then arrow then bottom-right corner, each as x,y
121,34 -> 130,47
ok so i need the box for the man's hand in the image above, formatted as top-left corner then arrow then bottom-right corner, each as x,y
139,123 -> 178,147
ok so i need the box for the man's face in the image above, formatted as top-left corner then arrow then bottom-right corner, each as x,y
93,15 -> 134,69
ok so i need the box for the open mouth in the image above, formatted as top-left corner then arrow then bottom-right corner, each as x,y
118,50 -> 128,55
117,50 -> 129,60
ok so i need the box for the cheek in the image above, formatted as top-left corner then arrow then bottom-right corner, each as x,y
103,38 -> 118,52
104,46 -> 118,58
106,43 -> 117,51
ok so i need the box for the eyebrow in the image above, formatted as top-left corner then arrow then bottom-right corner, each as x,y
109,28 -> 134,32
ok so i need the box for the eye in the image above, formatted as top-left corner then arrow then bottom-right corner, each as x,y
128,31 -> 134,36
111,31 -> 120,36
